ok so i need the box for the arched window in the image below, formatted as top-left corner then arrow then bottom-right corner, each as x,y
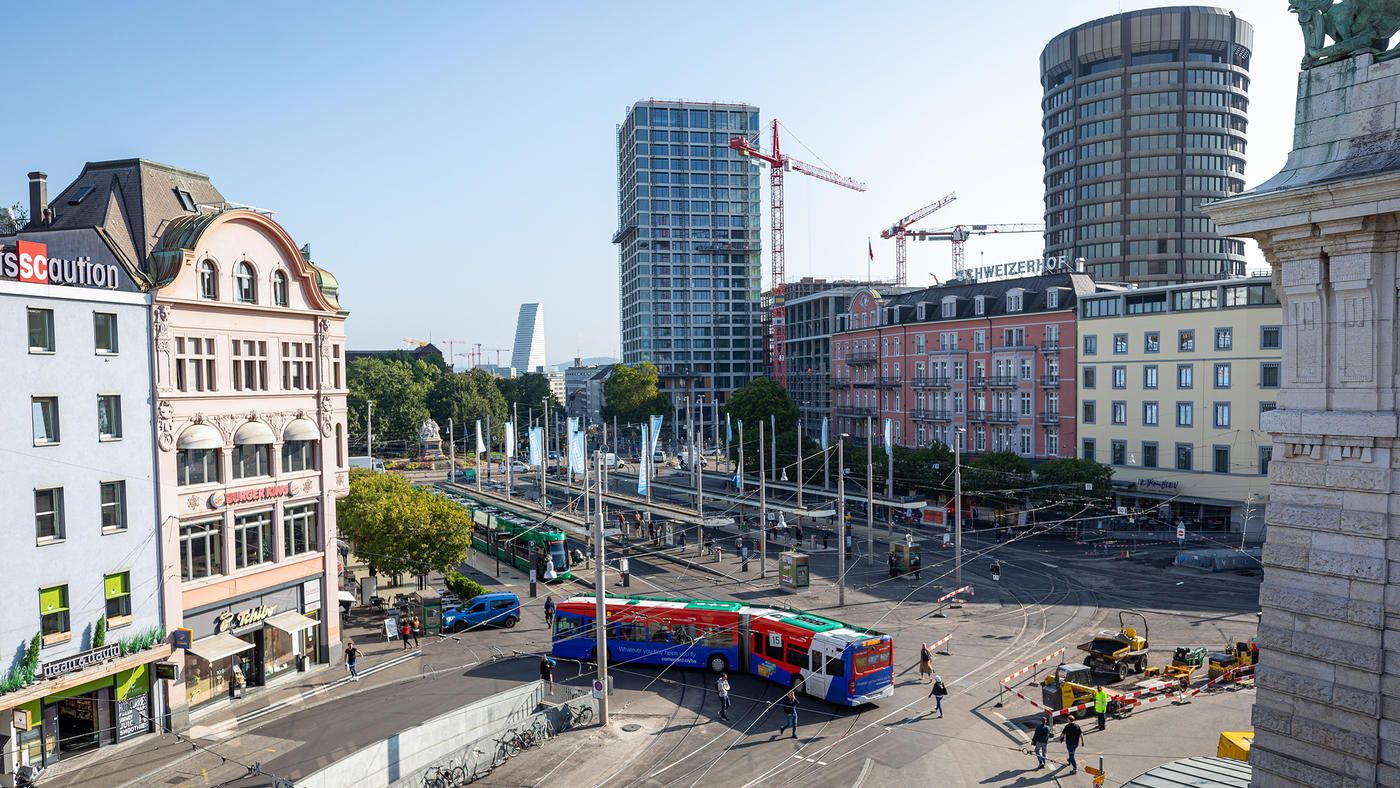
272,270 -> 289,306
198,260 -> 218,300
235,262 -> 257,304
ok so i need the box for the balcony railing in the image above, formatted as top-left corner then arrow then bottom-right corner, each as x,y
831,377 -> 852,388
1038,375 -> 1060,388
846,350 -> 879,365
911,408 -> 952,421
1040,341 -> 1061,353
852,378 -> 877,389
1038,411 -> 1061,424
876,376 -> 903,388
911,375 -> 952,389
988,410 -> 1018,423
968,409 -> 989,422
835,405 -> 878,417
988,376 -> 1017,388
971,376 -> 988,387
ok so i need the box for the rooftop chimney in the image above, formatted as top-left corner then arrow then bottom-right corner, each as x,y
27,172 -> 47,227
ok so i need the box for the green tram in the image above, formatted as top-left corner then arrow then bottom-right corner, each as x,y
435,488 -> 573,582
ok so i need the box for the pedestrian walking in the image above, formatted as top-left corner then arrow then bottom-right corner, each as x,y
540,654 -> 556,695
345,640 -> 360,681
544,596 -> 557,629
1094,686 -> 1109,731
822,530 -> 830,549
1031,716 -> 1052,769
888,551 -> 897,578
400,618 -> 413,649
1060,719 -> 1083,774
409,615 -> 422,648
778,690 -> 799,738
717,673 -> 732,721
918,643 -> 933,683
929,674 -> 947,717
912,554 -> 923,580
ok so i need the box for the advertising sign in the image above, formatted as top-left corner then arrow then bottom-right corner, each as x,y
41,644 -> 121,680
0,229 -> 139,292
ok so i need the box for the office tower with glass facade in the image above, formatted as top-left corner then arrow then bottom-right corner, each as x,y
1040,6 -> 1253,286
614,100 -> 764,402
511,302 -> 546,374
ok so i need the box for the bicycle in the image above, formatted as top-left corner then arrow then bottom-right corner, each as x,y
494,732 -> 520,762
561,703 -> 594,731
422,762 -> 465,788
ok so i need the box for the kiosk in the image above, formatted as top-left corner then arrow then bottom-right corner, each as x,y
778,552 -> 810,592
890,542 -> 922,574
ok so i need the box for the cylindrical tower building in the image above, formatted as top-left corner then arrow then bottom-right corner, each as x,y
1040,7 -> 1252,285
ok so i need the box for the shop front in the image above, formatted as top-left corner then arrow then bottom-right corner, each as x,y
0,644 -> 171,778
182,579 -> 322,710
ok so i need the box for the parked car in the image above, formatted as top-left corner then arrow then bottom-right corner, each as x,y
678,451 -> 709,469
442,592 -> 521,631
509,460 -> 530,473
548,450 -> 560,461
652,450 -> 667,463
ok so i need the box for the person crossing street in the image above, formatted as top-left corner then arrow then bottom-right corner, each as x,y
929,674 -> 947,717
1031,716 -> 1052,769
1060,719 -> 1083,774
778,690 -> 799,738
717,673 -> 732,721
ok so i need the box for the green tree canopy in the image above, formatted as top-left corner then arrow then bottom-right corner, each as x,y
496,372 -> 561,413
429,368 -> 509,444
1035,458 -> 1113,510
338,470 -> 472,577
347,357 -> 438,446
601,363 -> 671,424
962,451 -> 1032,508
724,378 -> 799,437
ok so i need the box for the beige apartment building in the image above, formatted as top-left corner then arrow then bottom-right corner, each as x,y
1077,277 -> 1279,536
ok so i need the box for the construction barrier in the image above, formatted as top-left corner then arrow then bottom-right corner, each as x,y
934,585 -> 974,606
930,633 -> 952,655
1001,662 -> 1257,718
995,647 -> 1066,708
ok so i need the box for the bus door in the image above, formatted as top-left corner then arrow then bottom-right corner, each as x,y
805,638 -> 840,701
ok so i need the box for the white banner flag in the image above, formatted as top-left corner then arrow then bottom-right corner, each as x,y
475,420 -> 485,455
505,422 -> 516,458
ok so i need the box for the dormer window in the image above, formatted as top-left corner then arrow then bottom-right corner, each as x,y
272,270 -> 289,307
916,303 -> 926,321
975,295 -> 988,316
1007,289 -> 1025,312
235,262 -> 257,304
940,296 -> 958,319
174,189 -> 196,212
198,260 -> 218,300
1046,288 -> 1060,309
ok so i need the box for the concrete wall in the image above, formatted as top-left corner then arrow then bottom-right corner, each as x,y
299,680 -> 554,788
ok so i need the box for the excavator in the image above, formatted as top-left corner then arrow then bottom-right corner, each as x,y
1077,611 -> 1150,679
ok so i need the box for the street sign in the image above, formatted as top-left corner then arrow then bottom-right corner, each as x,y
1177,524 -> 1186,540
592,679 -> 605,699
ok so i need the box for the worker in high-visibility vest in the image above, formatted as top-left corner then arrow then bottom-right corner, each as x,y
1094,686 -> 1109,731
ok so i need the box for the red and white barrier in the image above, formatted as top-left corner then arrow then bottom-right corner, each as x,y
1176,663 -> 1255,700
1002,647 -> 1066,685
929,633 -> 953,655
1007,662 -> 1258,718
934,585 -> 974,606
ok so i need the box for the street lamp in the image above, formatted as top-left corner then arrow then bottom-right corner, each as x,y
953,427 -> 966,592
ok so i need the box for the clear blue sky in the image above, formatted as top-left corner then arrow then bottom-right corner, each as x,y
4,1 -> 1301,366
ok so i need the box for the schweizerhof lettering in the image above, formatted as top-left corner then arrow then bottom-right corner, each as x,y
1,240 -> 120,289
954,255 -> 1073,283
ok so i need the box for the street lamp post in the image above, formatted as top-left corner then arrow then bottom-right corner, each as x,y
954,428 -> 964,592
759,420 -> 766,580
866,416 -> 874,559
592,450 -> 610,725
837,434 -> 847,607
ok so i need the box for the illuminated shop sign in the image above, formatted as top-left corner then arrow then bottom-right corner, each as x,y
2,240 -> 121,289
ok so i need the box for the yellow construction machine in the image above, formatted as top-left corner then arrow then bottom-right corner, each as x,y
1207,640 -> 1258,680
1077,611 -> 1150,679
1144,646 -> 1207,688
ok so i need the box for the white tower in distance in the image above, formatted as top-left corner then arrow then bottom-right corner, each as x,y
511,303 -> 547,374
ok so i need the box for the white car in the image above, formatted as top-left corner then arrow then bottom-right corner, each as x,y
509,461 -> 530,473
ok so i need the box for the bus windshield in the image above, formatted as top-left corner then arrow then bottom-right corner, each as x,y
853,642 -> 892,675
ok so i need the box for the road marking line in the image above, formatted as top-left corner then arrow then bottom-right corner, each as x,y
852,757 -> 875,788
792,755 -> 829,765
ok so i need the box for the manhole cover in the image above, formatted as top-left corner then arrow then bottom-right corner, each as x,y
622,723 -> 642,732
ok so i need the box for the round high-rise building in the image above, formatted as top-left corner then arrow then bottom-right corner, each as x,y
1040,7 -> 1252,285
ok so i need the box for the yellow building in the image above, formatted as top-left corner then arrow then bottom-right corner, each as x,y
1077,277 -> 1280,537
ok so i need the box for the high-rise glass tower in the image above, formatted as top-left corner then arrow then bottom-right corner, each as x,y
1040,7 -> 1252,286
511,302 -> 546,374
614,100 -> 763,403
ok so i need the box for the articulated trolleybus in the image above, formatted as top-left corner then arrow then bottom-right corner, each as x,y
552,595 -> 894,706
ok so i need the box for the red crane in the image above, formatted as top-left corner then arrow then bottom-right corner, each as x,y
880,192 -> 956,285
730,120 -> 865,386
905,223 -> 1045,277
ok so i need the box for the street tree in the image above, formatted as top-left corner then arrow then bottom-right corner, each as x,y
724,378 -> 799,436
496,372 -> 561,413
338,469 -> 472,578
347,357 -> 437,445
962,451 -> 1031,509
428,368 -> 509,444
601,363 -> 670,424
1035,458 -> 1113,510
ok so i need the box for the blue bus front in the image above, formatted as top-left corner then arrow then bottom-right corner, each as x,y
840,638 -> 895,705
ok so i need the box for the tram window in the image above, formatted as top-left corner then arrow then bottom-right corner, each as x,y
703,627 -> 735,648
786,643 -> 810,669
647,622 -> 671,643
824,654 -> 844,676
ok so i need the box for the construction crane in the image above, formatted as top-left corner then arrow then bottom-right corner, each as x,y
906,223 -> 1045,276
880,192 -> 956,286
403,337 -> 429,348
438,340 -> 465,369
730,120 -> 866,386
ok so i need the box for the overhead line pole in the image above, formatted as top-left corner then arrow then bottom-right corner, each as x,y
592,450 -> 609,725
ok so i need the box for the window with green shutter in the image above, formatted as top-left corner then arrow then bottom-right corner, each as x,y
40,585 -> 70,644
105,572 -> 132,623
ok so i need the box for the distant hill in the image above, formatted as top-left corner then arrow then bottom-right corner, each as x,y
551,356 -> 619,370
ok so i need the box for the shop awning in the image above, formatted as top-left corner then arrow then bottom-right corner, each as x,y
233,421 -> 275,445
178,424 -> 223,450
186,632 -> 255,663
265,611 -> 318,634
284,418 -> 320,442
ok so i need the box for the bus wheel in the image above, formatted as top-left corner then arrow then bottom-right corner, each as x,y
707,654 -> 728,674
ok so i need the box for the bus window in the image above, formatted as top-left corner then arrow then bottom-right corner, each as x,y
703,627 -> 735,648
674,624 -> 699,644
764,635 -> 785,662
853,643 -> 892,674
612,622 -> 646,642
554,617 -> 580,639
824,654 -> 843,676
647,621 -> 671,643
785,643 -> 810,670
751,632 -> 763,655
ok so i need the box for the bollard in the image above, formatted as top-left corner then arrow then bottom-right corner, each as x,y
529,569 -> 538,598
742,546 -> 749,572
620,557 -> 630,588
716,546 -> 723,564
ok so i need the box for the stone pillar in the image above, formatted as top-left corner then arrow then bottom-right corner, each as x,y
1206,53 -> 1400,788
